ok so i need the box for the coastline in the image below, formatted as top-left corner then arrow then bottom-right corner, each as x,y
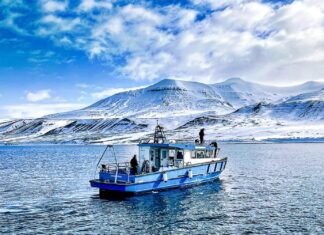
1,137 -> 324,146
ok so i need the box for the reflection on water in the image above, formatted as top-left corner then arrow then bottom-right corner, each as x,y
88,179 -> 224,234
0,144 -> 323,234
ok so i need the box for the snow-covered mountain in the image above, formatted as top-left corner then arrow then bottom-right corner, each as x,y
0,78 -> 323,144
47,78 -> 324,120
175,88 -> 324,142
212,78 -> 324,108
232,88 -> 324,121
47,79 -> 235,120
0,118 -> 149,144
212,78 -> 279,108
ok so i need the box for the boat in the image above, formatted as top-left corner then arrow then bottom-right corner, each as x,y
90,124 -> 227,196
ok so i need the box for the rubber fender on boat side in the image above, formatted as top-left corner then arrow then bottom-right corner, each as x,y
163,172 -> 168,182
188,169 -> 193,179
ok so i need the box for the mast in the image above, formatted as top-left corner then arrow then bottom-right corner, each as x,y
153,120 -> 167,143
95,144 -> 116,168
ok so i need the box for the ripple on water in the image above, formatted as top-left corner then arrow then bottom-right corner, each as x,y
0,144 -> 323,234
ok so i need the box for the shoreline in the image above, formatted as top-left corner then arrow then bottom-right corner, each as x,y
1,137 -> 324,146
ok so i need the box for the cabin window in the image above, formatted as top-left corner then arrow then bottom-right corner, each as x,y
154,149 -> 161,169
169,149 -> 175,158
160,149 -> 169,167
205,150 -> 213,158
168,149 -> 176,167
190,150 -> 214,158
196,150 -> 205,158
140,147 -> 150,161
191,151 -> 196,158
150,150 -> 154,161
176,151 -> 184,160
162,150 -> 167,159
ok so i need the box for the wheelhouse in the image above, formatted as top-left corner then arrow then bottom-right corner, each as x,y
138,143 -> 219,173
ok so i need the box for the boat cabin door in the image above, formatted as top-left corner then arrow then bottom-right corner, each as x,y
161,149 -> 169,167
150,148 -> 160,170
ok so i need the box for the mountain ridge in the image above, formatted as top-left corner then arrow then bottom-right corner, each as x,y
47,78 -> 324,120
1,77 -> 323,144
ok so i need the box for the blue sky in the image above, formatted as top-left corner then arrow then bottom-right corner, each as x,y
0,0 -> 323,118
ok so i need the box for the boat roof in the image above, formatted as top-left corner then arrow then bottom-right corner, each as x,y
138,143 -> 215,151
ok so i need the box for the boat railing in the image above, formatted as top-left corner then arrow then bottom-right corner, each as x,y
216,147 -> 221,157
100,162 -> 131,183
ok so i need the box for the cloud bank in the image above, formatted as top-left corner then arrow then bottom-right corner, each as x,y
1,103 -> 84,119
1,0 -> 324,86
26,89 -> 51,102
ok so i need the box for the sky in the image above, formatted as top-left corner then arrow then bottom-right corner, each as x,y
0,0 -> 324,119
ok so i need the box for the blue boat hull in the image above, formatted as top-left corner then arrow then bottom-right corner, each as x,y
90,159 -> 227,196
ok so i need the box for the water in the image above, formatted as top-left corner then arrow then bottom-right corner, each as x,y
0,144 -> 323,234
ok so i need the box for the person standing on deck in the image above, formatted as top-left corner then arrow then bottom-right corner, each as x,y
130,155 -> 138,175
199,128 -> 205,144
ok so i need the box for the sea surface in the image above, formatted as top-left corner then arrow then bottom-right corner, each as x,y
0,143 -> 323,234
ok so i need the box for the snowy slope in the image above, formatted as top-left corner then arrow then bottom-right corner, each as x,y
1,78 -> 323,144
0,118 -> 148,144
212,78 -> 280,108
175,89 -> 324,142
47,79 -> 235,119
172,114 -> 324,143
212,78 -> 324,108
232,89 -> 324,121
279,88 -> 324,103
47,78 -> 324,119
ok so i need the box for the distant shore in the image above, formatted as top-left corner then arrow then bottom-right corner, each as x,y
1,137 -> 324,146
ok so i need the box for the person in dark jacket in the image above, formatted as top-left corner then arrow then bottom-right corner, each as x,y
130,154 -> 138,175
199,128 -> 205,144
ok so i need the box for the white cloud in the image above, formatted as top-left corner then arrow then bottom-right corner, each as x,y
42,0 -> 67,12
191,0 -> 246,10
92,17 -> 123,37
40,15 -> 80,33
78,0 -> 112,12
1,103 -> 84,119
26,89 -> 51,102
59,36 -> 72,45
85,4 -> 172,61
76,83 -> 91,89
88,41 -> 107,59
0,8 -> 28,35
117,0 -> 324,85
3,0 -> 324,86
76,83 -> 101,89
121,4 -> 163,24
122,53 -> 174,81
77,90 -> 88,102
173,8 -> 197,29
92,86 -> 146,99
